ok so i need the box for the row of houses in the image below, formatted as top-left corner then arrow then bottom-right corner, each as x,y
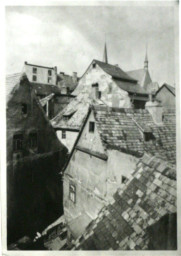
6,44 -> 176,249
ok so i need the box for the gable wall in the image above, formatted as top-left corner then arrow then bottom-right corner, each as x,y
156,87 -> 175,108
74,63 -> 131,108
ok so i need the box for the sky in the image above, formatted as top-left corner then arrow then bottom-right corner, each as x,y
6,4 -> 178,86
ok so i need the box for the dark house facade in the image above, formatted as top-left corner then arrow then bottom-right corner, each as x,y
6,73 -> 68,245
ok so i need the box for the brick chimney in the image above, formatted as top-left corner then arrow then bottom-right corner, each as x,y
72,72 -> 78,84
145,99 -> 163,125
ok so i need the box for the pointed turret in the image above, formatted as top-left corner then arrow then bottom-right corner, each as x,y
144,45 -> 148,70
103,43 -> 108,64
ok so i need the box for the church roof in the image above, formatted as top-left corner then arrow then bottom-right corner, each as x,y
72,153 -> 176,250
127,69 -> 152,89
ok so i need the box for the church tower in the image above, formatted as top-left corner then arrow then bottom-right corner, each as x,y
144,46 -> 148,70
103,42 -> 108,64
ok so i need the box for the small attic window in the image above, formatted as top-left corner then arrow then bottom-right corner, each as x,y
33,67 -> 37,74
89,121 -> 95,133
98,91 -> 102,99
92,63 -> 96,68
144,132 -> 155,142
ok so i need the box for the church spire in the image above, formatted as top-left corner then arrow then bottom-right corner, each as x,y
103,42 -> 108,64
144,44 -> 148,70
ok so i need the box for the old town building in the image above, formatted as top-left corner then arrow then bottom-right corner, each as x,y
52,46 -> 160,152
71,153 -> 176,250
63,103 -> 176,241
6,72 -> 68,245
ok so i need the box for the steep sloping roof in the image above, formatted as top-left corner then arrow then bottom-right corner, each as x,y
156,83 -> 175,96
6,73 -> 24,103
51,93 -> 94,130
93,106 -> 176,163
72,154 -> 176,250
94,60 -> 137,83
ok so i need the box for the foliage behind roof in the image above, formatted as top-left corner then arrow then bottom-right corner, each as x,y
31,82 -> 61,96
72,154 -> 176,250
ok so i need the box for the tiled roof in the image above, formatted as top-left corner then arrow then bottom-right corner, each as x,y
31,83 -> 61,96
39,93 -> 55,107
94,60 -> 137,83
93,106 -> 176,163
51,93 -> 102,130
6,73 -> 26,103
72,154 -> 176,250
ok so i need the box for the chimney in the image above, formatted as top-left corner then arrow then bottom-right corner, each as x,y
145,100 -> 163,125
72,72 -> 78,84
54,66 -> 57,74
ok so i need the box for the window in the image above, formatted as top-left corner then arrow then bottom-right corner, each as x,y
89,121 -> 95,133
92,63 -> 96,68
98,91 -> 101,99
92,83 -> 99,88
48,77 -> 52,83
32,75 -> 37,82
144,132 -> 155,142
13,134 -> 23,151
48,70 -> 52,76
69,184 -> 76,203
122,176 -> 128,184
62,130 -> 66,139
29,133 -> 38,149
33,67 -> 37,74
21,103 -> 28,116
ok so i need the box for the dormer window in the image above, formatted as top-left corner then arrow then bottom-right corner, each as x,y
48,70 -> 52,76
33,67 -> 37,74
92,63 -> 96,68
144,132 -> 155,142
89,121 -> 95,133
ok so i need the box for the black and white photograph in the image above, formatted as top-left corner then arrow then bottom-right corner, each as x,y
1,1 -> 180,253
